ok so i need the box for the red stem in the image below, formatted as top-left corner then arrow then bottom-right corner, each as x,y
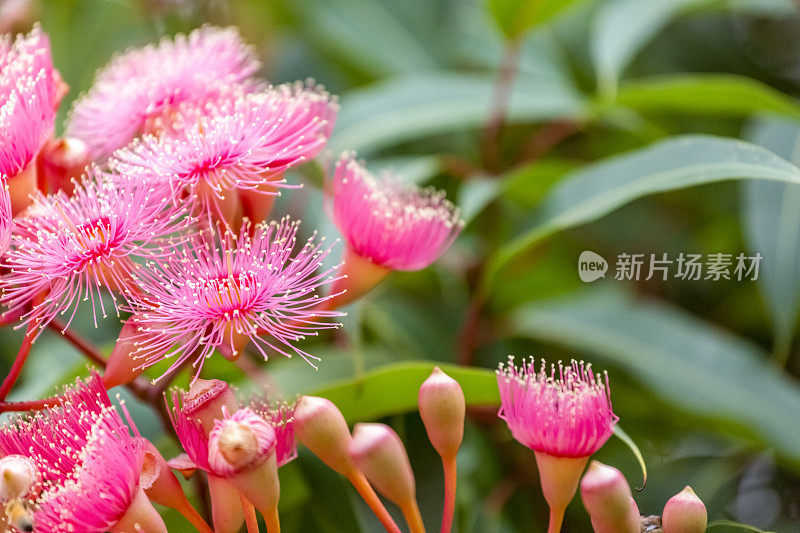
49,318 -> 107,367
441,454 -> 458,533
0,396 -> 60,413
346,470 -> 401,533
0,324 -> 36,401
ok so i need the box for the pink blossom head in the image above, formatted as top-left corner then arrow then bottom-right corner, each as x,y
330,153 -> 464,271
0,177 -> 11,255
250,400 -> 297,467
208,407 -> 276,475
496,357 -> 618,458
0,168 -> 190,332
109,82 -> 337,223
0,373 -> 146,533
0,24 -> 59,177
66,25 -> 261,159
167,393 -> 296,477
127,218 -> 343,382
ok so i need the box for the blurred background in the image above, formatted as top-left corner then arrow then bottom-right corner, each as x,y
3,0 -> 800,531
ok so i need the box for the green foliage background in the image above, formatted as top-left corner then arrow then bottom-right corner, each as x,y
3,0 -> 800,531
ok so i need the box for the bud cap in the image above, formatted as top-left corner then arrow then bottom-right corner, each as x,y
662,486 -> 707,533
349,423 -> 416,506
418,367 -> 465,459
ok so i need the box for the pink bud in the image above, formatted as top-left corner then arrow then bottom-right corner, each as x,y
8,162 -> 37,216
103,316 -> 147,389
350,423 -> 416,507
293,395 -> 355,475
37,137 -> 90,195
0,0 -> 40,35
0,455 -> 37,502
109,487 -> 167,533
418,367 -> 465,460
182,378 -> 239,435
140,440 -> 213,533
662,486 -> 707,533
580,460 -> 639,533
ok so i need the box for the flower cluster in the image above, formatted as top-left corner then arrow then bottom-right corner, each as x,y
0,21 -> 467,533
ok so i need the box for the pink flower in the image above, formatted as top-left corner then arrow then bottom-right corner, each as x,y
127,218 -> 342,381
250,400 -> 297,467
496,357 -> 618,458
0,179 -> 11,254
66,26 -> 261,159
109,82 -> 337,223
0,24 -> 58,177
167,394 -> 296,477
330,153 -> 463,271
0,373 -> 153,533
0,169 -> 190,332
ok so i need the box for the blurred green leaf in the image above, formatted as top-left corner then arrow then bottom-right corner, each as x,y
331,73 -> 585,154
486,0 -> 585,40
482,135 -> 800,295
289,0 -> 438,76
742,118 -> 800,364
707,520 -> 774,532
305,362 -> 500,423
591,0 -> 707,97
508,287 -> 800,464
459,177 -> 503,225
614,74 -> 800,119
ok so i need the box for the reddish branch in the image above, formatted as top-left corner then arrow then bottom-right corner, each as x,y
0,323 -> 36,401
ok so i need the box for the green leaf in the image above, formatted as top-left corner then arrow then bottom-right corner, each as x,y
508,287 -> 800,464
591,0 -> 708,97
612,425 -> 647,490
331,73 -> 585,155
707,520 -> 774,532
742,118 -> 800,364
304,362 -> 500,423
614,74 -> 800,119
481,135 -> 800,295
487,0 -> 585,40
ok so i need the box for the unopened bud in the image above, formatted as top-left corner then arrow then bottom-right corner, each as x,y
418,367 -> 465,460
0,0 -> 39,35
580,461 -> 639,533
350,423 -> 416,507
662,486 -> 707,533
37,137 -> 90,195
293,395 -> 355,475
208,408 -> 276,475
183,378 -> 239,435
0,455 -> 36,502
103,316 -> 147,389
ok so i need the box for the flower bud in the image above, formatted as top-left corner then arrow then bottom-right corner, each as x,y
0,455 -> 37,502
110,486 -> 167,533
37,137 -> 90,195
183,378 -> 239,435
418,367 -> 465,460
8,162 -> 37,215
662,486 -> 707,533
208,408 -> 276,475
103,316 -> 147,389
0,0 -> 40,35
293,395 -> 355,475
350,423 -> 416,507
580,461 -> 639,533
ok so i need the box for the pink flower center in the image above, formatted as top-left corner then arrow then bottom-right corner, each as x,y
68,216 -> 119,264
195,270 -> 258,318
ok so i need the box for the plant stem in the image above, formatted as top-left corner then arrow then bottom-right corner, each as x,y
346,470 -> 402,533
440,454 -> 458,533
482,38 -> 522,173
0,323 -> 36,401
400,500 -> 426,533
547,506 -> 565,533
49,318 -> 107,367
0,396 -> 59,413
241,494 -> 260,533
262,506 -> 281,533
